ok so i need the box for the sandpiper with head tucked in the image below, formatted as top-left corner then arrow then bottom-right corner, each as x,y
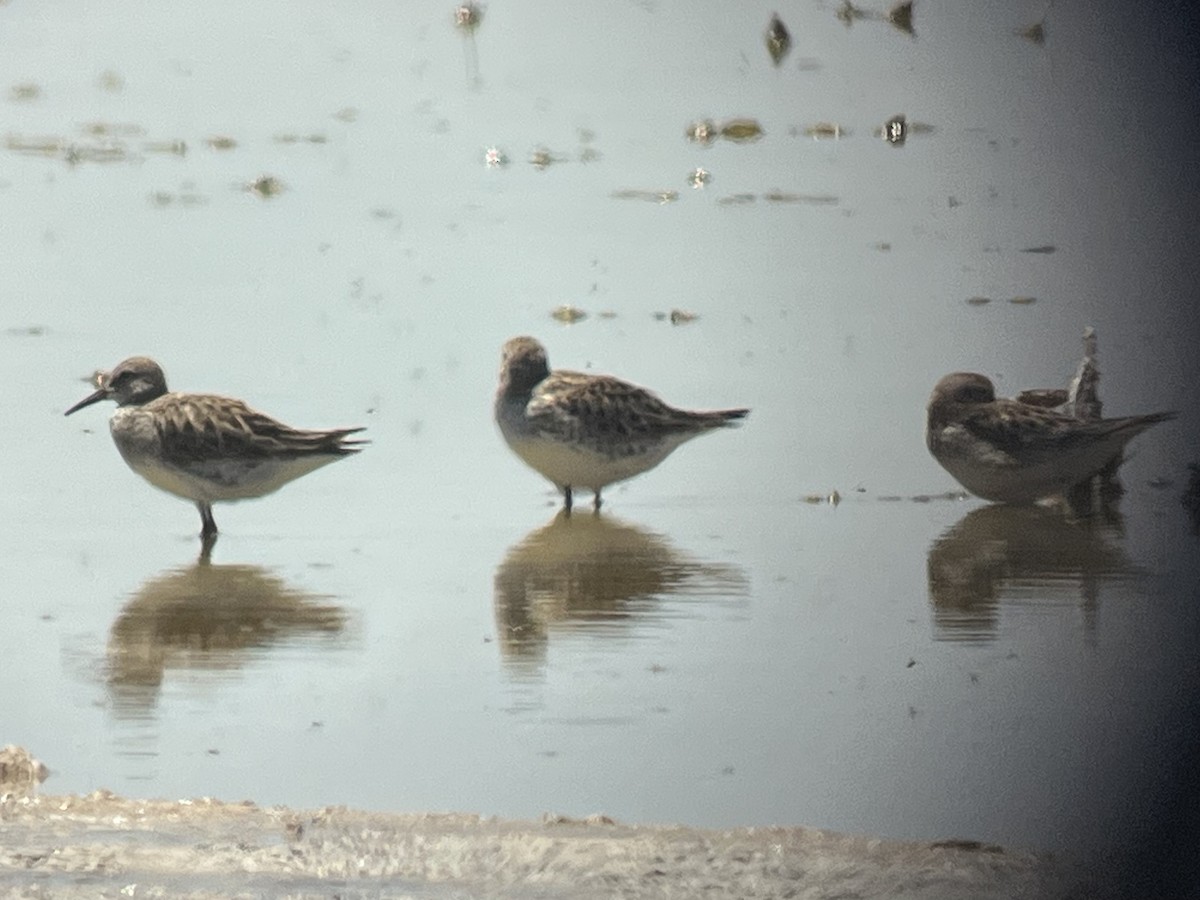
495,336 -> 749,511
65,356 -> 366,541
926,371 -> 1174,504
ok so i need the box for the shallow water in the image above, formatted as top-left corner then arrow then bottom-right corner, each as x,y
2,0 -> 1198,887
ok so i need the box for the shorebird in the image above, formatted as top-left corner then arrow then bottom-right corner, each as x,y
926,372 -> 1174,504
65,356 -> 366,540
495,336 -> 749,511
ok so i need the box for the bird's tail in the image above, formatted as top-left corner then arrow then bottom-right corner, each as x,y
707,408 -> 750,428
1121,411 -> 1177,436
321,426 -> 369,455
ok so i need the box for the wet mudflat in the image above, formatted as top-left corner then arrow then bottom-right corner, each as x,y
2,0 -> 1199,896
0,789 -> 1083,900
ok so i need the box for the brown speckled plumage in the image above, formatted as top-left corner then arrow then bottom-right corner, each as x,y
496,336 -> 748,511
145,393 -> 364,466
926,372 -> 1174,503
66,356 -> 365,541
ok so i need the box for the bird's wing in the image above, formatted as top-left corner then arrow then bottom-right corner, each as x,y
151,394 -> 364,465
957,399 -> 1136,464
525,372 -> 697,442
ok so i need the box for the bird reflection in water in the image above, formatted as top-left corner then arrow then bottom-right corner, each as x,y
494,510 -> 747,675
927,505 -> 1141,643
106,556 -> 352,716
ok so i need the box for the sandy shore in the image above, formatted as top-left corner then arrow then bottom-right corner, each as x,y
0,746 -> 1096,899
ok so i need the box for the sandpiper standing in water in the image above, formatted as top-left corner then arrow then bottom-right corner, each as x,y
65,356 -> 367,542
926,372 -> 1174,504
494,336 -> 749,511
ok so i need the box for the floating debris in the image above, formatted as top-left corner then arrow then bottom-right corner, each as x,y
652,309 -> 698,325
801,494 -> 840,508
965,296 -> 992,306
245,175 -> 285,198
4,325 -> 47,337
765,13 -> 792,66
96,70 -> 125,92
455,2 -> 484,87
6,131 -> 185,165
332,106 -> 359,123
837,0 -> 913,34
887,0 -> 915,36
530,147 -> 567,169
9,83 -> 41,102
1020,244 -> 1056,254
597,310 -> 618,320
720,118 -> 764,143
1016,18 -> 1046,45
454,1 -> 483,31
64,142 -> 128,165
836,0 -> 869,27
688,167 -> 711,189
610,189 -> 679,204
686,118 -> 764,145
717,193 -> 757,206
763,191 -> 838,206
550,305 -> 587,324
685,119 -> 717,145
0,746 -> 48,799
876,114 -> 934,145
577,129 -> 602,163
669,308 -> 698,325
484,146 -> 508,168
5,135 -> 62,157
143,140 -> 187,156
802,122 -> 847,140
874,242 -> 892,251
207,135 -> 238,151
908,491 -> 968,503
149,189 -> 209,208
274,133 -> 328,144
1008,296 -> 1037,305
80,121 -> 145,137
881,113 -> 907,145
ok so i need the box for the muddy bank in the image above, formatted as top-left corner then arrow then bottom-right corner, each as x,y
0,791 -> 1093,900
0,744 -> 1105,899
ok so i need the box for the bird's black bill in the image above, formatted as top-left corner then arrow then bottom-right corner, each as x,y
64,388 -> 108,416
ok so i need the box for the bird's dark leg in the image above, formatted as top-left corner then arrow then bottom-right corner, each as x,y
197,502 -> 218,540
563,485 -> 573,514
593,489 -> 603,512
198,532 -> 217,564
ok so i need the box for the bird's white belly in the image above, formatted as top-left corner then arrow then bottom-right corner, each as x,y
124,454 -> 337,503
506,435 -> 672,491
934,432 -> 1117,503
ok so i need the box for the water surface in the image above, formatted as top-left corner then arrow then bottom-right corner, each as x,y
2,0 -> 1197,888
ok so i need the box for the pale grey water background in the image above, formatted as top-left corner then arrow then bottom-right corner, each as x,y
2,0 -> 1198,888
